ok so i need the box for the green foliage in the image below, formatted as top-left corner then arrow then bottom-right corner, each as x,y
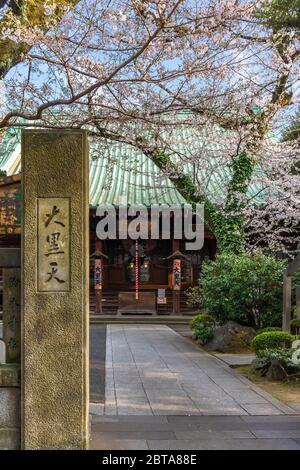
252,331 -> 295,356
252,347 -> 300,376
0,0 -> 77,78
189,313 -> 215,345
261,348 -> 300,370
194,252 -> 286,328
194,324 -> 214,345
256,0 -> 300,31
226,152 -> 256,200
152,151 -> 254,255
256,327 -> 281,335
189,313 -> 215,330
262,348 -> 299,368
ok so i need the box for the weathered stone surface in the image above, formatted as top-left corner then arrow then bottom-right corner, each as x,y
22,130 -> 89,449
3,268 -> 21,363
102,325 -> 289,417
266,359 -> 287,381
0,388 -> 20,428
0,340 -> 5,364
0,429 -> 20,450
0,364 -> 20,387
205,321 -> 255,353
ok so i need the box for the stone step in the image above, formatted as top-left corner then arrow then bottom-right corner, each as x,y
90,315 -> 194,324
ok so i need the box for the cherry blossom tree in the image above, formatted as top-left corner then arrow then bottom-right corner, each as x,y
0,0 -> 299,256
0,0 -> 78,79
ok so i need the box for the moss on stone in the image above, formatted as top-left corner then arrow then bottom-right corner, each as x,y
0,364 -> 20,388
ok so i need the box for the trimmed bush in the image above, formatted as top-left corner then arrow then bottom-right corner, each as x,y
194,324 -> 214,345
255,327 -> 281,335
189,313 -> 215,345
252,331 -> 295,356
189,313 -> 215,330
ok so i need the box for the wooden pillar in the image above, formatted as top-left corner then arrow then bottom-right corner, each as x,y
173,290 -> 180,315
282,274 -> 292,332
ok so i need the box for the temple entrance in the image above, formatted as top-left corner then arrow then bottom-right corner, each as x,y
104,239 -> 169,289
89,230 -> 215,316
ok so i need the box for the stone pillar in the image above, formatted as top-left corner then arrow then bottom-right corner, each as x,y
0,364 -> 20,450
22,130 -> 89,449
3,268 -> 21,364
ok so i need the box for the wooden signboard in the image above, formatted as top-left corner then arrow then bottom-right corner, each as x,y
157,288 -> 167,304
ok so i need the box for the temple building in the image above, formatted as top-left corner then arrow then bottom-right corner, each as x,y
0,128 -> 216,315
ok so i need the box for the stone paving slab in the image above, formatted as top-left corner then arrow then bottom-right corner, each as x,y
214,353 -> 255,366
287,403 -> 300,412
91,437 -> 149,450
101,324 -> 298,416
90,325 -> 106,403
91,415 -> 300,450
147,438 -> 300,450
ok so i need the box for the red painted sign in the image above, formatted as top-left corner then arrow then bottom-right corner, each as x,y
94,259 -> 103,290
173,259 -> 181,290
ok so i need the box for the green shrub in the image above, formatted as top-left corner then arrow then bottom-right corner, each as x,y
194,324 -> 214,345
261,348 -> 300,370
252,348 -> 300,375
190,313 -> 215,345
189,313 -> 215,330
256,327 -> 281,335
252,331 -> 295,356
187,252 -> 286,328
252,347 -> 300,376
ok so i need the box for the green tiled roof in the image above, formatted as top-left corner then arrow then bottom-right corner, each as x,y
0,129 -> 186,207
0,125 -> 267,207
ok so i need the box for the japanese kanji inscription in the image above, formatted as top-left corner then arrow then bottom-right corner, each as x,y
37,197 -> 70,292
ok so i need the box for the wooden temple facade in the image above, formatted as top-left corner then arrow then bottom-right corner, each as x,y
0,133 -> 216,315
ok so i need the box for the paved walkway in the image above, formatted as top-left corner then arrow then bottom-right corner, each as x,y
100,325 -> 297,416
90,324 -> 300,450
91,415 -> 300,450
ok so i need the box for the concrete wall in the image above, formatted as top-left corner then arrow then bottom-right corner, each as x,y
0,364 -> 20,449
